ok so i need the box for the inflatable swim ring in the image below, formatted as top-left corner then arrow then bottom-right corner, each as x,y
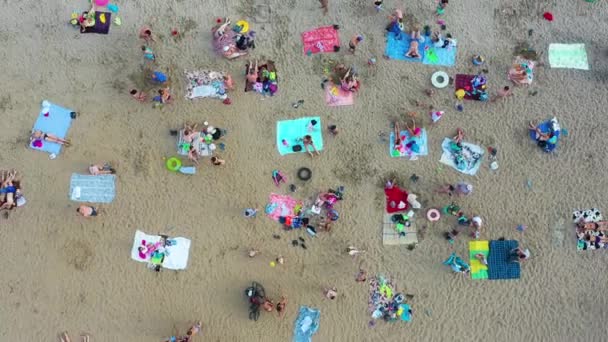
297,167 -> 312,181
95,0 -> 109,6
427,208 -> 440,222
166,157 -> 182,172
236,20 -> 249,33
431,71 -> 449,89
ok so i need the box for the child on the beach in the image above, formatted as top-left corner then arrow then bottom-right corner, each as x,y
349,35 -> 363,53
130,89 -> 147,102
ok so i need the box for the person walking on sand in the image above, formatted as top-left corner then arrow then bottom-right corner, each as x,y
349,35 -> 363,53
319,0 -> 329,15
77,205 -> 99,217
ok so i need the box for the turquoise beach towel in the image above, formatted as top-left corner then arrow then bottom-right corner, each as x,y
548,44 -> 589,70
293,306 -> 320,342
385,32 -> 425,62
276,117 -> 324,156
30,101 -> 74,155
422,38 -> 457,67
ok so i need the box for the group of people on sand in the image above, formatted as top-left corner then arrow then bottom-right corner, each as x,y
0,170 -> 23,212
212,18 -> 256,60
244,60 -> 278,96
182,122 -> 226,166
128,28 -> 172,106
74,162 -> 117,218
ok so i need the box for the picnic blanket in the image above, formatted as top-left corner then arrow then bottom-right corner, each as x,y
487,240 -> 521,280
454,74 -> 488,101
529,117 -> 560,153
69,174 -> 116,203
130,230 -> 191,270
266,193 -> 302,221
573,208 -> 608,251
382,213 -> 418,245
548,44 -> 589,70
422,39 -> 457,67
30,101 -> 74,156
385,32 -> 425,62
325,83 -> 354,106
301,26 -> 340,55
389,129 -> 428,158
439,138 -> 484,175
293,306 -> 320,342
276,117 -> 323,156
81,12 -> 112,34
184,70 -> 228,100
384,186 -> 409,213
469,240 -> 489,280
368,275 -> 410,322
177,130 -> 212,157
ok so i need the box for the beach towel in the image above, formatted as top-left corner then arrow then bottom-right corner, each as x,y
301,26 -> 340,55
69,174 -> 116,203
384,186 -> 409,213
469,240 -> 489,280
293,306 -> 320,342
487,240 -> 521,280
184,70 -> 228,100
573,209 -> 607,251
30,101 -> 74,156
439,138 -> 484,175
382,213 -> 418,245
454,74 -> 488,101
266,193 -> 302,221
389,129 -> 428,158
325,83 -> 354,106
244,62 -> 279,95
529,117 -> 560,153
177,130 -> 212,157
422,38 -> 457,67
130,230 -> 191,270
81,12 -> 112,34
385,32 -> 425,61
443,252 -> 470,273
548,44 -> 589,70
368,275 -> 410,322
276,117 -> 323,156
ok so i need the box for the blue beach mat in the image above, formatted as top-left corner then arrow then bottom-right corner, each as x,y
30,101 -> 74,155
385,32 -> 425,62
276,117 -> 324,156
69,174 -> 116,203
293,306 -> 320,342
529,117 -> 560,153
487,240 -> 521,280
422,39 -> 457,67
389,129 -> 428,158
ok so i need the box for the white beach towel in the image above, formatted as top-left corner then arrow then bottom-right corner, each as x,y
130,230 -> 191,270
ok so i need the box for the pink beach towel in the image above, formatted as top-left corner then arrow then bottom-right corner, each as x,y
301,26 -> 340,55
266,193 -> 301,221
325,84 -> 354,106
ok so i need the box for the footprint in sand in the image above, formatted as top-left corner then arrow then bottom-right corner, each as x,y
63,240 -> 94,271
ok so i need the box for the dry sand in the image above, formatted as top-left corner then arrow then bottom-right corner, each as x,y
1,0 -> 608,341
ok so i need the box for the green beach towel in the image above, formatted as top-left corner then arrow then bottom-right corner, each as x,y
548,44 -> 589,70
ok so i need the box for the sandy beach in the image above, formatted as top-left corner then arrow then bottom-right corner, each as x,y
1,0 -> 608,341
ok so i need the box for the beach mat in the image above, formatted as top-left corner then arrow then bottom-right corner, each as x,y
301,26 -> 340,55
81,12 -> 111,34
293,306 -> 320,342
177,130 -> 212,157
389,129 -> 428,158
454,74 -> 484,101
384,185 -> 408,213
439,138 -> 484,175
548,44 -> 589,70
382,213 -> 418,245
69,173 -> 116,203
325,83 -> 354,106
30,101 -> 74,155
488,240 -> 521,280
469,240 -> 489,280
422,39 -> 457,67
385,32 -> 425,61
266,193 -> 302,221
276,117 -> 323,156
130,230 -> 191,270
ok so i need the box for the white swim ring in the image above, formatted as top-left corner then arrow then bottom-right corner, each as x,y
431,71 -> 449,89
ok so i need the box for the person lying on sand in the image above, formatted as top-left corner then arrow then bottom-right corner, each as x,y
302,135 -> 320,157
130,89 -> 147,102
393,122 -> 402,150
246,60 -> 259,86
31,130 -> 71,146
89,162 -> 115,175
213,18 -> 232,39
277,295 -> 287,318
77,205 -> 99,217
324,287 -> 338,300
347,246 -> 365,256
182,123 -> 198,143
405,30 -> 422,59
210,156 -> 225,166
453,128 -> 465,144
262,298 -> 274,312
475,253 -> 488,265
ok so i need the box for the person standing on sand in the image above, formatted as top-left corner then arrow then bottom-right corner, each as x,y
319,0 -> 329,15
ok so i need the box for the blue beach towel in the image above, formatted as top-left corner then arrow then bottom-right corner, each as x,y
30,101 -> 74,155
385,32 -> 425,62
276,117 -> 324,156
422,38 -> 457,67
487,240 -> 521,280
529,117 -> 560,153
69,174 -> 116,203
443,252 -> 470,273
293,306 -> 320,342
389,129 -> 428,158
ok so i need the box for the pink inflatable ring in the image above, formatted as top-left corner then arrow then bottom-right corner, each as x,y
427,208 -> 441,222
95,0 -> 109,6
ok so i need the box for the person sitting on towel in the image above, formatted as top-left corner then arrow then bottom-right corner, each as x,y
78,2 -> 97,33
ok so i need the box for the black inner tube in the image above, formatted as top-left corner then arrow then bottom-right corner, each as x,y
297,167 -> 312,181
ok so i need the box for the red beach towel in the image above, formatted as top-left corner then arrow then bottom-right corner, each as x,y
385,186 -> 409,213
301,26 -> 340,55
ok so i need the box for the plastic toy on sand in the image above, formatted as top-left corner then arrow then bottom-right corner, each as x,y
95,0 -> 109,6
